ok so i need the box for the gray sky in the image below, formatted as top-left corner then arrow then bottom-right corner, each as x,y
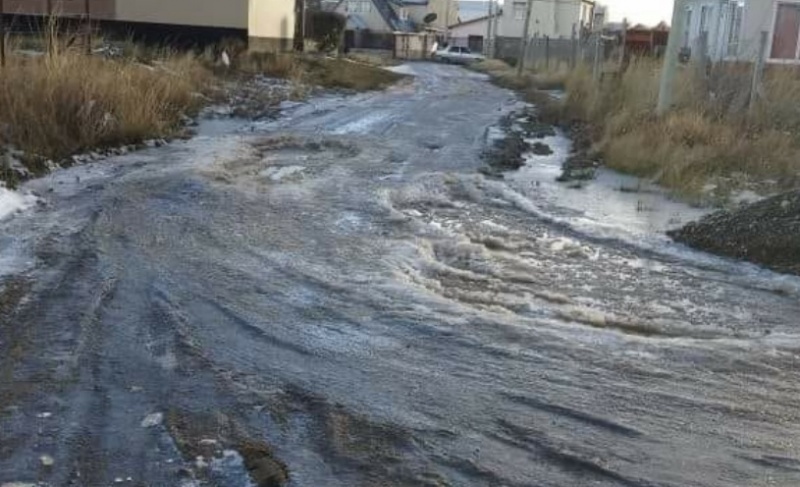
603,0 -> 673,25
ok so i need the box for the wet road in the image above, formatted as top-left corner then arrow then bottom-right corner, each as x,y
2,63 -> 800,487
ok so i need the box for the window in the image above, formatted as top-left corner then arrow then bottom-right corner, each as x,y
684,8 -> 693,48
699,5 -> 713,33
726,1 -> 744,57
514,4 -> 525,20
347,0 -> 372,13
399,7 -> 408,20
771,2 -> 800,60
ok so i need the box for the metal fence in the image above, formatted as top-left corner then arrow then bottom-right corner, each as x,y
494,34 -> 617,70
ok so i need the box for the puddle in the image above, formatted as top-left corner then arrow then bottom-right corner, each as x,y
507,130 -> 709,245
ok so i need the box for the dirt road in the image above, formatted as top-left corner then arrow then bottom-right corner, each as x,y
2,63 -> 800,487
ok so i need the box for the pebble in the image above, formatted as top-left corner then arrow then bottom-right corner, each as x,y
40,454 -> 54,467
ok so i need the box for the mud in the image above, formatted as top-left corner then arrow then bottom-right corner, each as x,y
0,63 -> 799,487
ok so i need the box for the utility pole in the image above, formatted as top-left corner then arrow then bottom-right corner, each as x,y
516,0 -> 534,76
485,0 -> 493,57
656,0 -> 687,116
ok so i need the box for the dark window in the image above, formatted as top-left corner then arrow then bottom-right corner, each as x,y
771,2 -> 800,60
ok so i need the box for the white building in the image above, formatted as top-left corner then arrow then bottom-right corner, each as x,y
684,0 -> 800,64
496,0 -> 596,39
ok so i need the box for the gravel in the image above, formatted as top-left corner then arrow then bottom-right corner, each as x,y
668,191 -> 800,275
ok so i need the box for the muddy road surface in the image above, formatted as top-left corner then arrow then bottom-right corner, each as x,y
2,63 -> 800,487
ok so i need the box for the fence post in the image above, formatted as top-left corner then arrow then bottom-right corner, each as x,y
545,35 -> 550,70
0,0 -> 5,68
618,18 -> 628,72
570,24 -> 577,69
84,0 -> 92,55
694,30 -> 708,73
592,33 -> 601,83
45,0 -> 54,58
657,0 -> 687,115
516,0 -> 533,76
485,0 -> 493,57
749,31 -> 768,113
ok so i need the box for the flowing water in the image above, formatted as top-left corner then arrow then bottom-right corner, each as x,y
1,63 -> 799,487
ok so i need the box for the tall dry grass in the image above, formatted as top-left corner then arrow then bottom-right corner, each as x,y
559,60 -> 800,200
0,42 -> 211,169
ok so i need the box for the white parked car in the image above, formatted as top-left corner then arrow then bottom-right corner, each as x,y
433,46 -> 485,65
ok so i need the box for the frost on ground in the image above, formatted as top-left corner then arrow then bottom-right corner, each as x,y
0,186 -> 36,220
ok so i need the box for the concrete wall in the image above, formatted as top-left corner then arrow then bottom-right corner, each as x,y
740,0 -> 778,61
114,0 -> 247,28
450,17 -> 487,38
689,0 -> 792,63
496,0 -> 584,39
249,0 -> 295,51
3,0 -> 114,19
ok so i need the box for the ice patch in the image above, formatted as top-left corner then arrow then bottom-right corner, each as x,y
333,112 -> 390,134
0,186 -> 36,221
385,64 -> 416,76
260,165 -> 306,182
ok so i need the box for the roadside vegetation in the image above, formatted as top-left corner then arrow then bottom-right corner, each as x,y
0,31 -> 402,188
475,57 -> 800,203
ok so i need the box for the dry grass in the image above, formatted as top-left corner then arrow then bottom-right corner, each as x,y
550,60 -> 800,200
236,52 -> 404,91
0,44 -> 211,173
472,59 -> 570,91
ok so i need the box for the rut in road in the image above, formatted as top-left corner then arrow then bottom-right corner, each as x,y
1,63 -> 800,487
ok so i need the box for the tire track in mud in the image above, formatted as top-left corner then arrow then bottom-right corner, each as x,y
2,63 -> 800,487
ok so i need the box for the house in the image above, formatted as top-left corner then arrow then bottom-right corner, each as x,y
327,0 -> 458,49
684,0 -> 800,64
448,0 -> 596,55
495,0 -> 596,40
0,0 -> 295,52
449,12 -> 497,51
458,0 -> 491,22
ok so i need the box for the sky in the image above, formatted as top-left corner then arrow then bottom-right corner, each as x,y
603,0 -> 673,26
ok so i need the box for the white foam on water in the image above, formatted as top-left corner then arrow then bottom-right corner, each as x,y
0,185 -> 36,221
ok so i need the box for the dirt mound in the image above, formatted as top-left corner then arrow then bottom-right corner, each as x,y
668,191 -> 800,275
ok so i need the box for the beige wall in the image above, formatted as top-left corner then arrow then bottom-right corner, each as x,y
249,0 -> 295,50
114,0 -> 248,29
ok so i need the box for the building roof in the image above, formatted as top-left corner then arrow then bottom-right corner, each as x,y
328,0 -> 415,32
449,12 -> 500,29
458,0 -> 491,22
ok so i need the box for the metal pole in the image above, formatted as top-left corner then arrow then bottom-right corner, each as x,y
444,0 -> 451,43
545,35 -> 550,70
0,0 -> 5,68
657,0 -> 688,116
592,33 -> 601,82
84,0 -> 91,55
618,17 -> 627,71
516,0 -> 534,76
570,23 -> 577,69
485,0 -> 493,56
749,31 -> 768,113
46,0 -> 53,58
